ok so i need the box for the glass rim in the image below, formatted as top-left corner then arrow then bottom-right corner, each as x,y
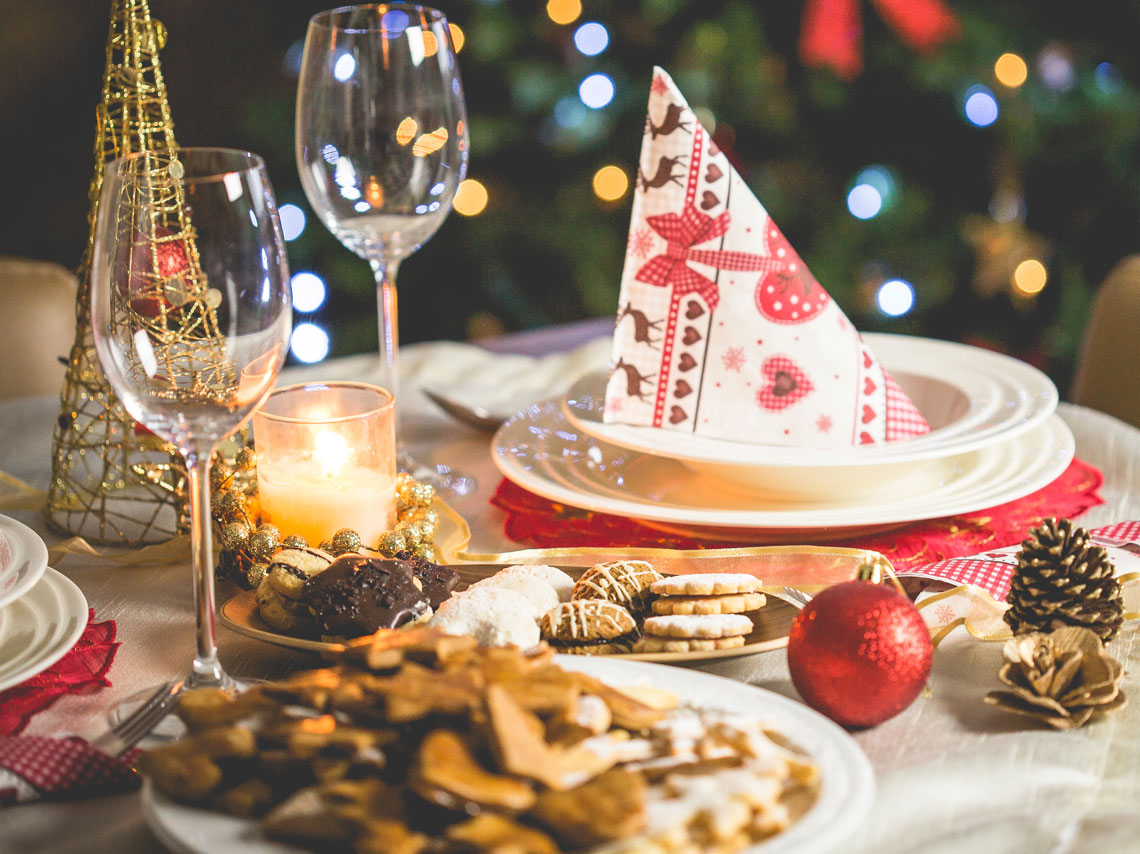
308,3 -> 447,33
106,147 -> 266,184
256,381 -> 395,425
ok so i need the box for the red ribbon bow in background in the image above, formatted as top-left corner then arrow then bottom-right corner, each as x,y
636,205 -> 779,311
799,0 -> 960,80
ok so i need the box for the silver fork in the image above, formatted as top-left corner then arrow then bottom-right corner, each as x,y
780,586 -> 812,609
91,679 -> 184,757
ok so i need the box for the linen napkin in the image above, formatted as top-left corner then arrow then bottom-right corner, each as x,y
0,609 -> 138,805
605,67 -> 929,448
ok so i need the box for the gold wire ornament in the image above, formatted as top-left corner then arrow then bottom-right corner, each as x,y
48,0 -> 212,544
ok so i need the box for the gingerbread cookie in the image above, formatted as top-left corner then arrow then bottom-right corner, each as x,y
541,600 -> 639,654
650,573 -> 762,597
571,560 -> 662,614
651,592 -> 766,616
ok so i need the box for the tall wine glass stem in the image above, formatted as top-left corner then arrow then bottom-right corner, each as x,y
370,256 -> 401,403
184,442 -> 226,688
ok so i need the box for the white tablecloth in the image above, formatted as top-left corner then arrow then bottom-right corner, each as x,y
3,332 -> 1140,854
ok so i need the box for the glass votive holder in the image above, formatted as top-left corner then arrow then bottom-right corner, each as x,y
253,382 -> 396,549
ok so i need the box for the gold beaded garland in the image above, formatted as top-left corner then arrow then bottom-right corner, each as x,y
209,441 -> 442,587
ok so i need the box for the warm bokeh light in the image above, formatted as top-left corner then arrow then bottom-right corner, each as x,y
366,179 -> 384,206
994,53 -> 1028,88
546,0 -> 582,26
421,31 -> 438,57
396,117 -> 418,145
1013,259 -> 1047,295
412,127 -> 449,157
449,23 -> 465,52
592,165 -> 629,201
454,179 -> 488,216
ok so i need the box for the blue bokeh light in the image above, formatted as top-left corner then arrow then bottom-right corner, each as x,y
1095,62 -> 1124,95
847,185 -> 882,219
290,323 -> 330,364
290,272 -> 326,313
573,22 -> 609,56
877,279 -> 915,317
964,85 -> 999,127
279,204 -> 306,241
380,9 -> 410,36
579,73 -> 615,109
333,53 -> 356,82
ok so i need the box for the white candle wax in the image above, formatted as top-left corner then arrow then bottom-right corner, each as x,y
257,456 -> 396,548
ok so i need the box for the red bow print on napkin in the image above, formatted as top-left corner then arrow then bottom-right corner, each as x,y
636,205 -> 779,311
799,0 -> 960,79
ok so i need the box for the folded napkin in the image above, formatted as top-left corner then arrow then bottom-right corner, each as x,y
605,67 -> 929,448
0,610 -> 119,737
0,737 -> 138,805
910,520 -> 1140,602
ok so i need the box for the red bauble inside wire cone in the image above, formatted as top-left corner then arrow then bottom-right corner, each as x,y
786,579 -> 933,729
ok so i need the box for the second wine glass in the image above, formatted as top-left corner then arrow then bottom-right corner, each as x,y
296,3 -> 470,490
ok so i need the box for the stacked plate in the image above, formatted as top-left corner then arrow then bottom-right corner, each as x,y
0,514 -> 87,691
492,334 -> 1072,542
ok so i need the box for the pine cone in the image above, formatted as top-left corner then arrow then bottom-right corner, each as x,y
1004,517 -> 1124,642
985,626 -> 1126,729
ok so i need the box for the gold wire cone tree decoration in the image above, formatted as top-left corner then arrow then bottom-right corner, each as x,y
49,0 -> 230,544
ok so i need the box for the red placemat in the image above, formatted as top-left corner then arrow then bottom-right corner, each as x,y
490,458 -> 1104,571
0,609 -> 120,737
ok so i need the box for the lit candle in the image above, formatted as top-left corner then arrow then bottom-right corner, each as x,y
253,382 -> 396,548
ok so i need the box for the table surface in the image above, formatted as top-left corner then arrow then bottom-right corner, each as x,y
4,327 -> 1140,854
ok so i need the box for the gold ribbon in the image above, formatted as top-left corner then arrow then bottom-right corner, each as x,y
0,471 -> 47,512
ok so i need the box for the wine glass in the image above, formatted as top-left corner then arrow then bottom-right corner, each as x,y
296,3 -> 473,494
91,147 -> 292,692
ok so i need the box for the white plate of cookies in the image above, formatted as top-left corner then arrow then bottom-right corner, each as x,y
219,555 -> 799,664
140,630 -> 874,854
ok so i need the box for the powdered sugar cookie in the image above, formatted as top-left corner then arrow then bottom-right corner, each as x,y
632,635 -> 747,653
572,560 -> 662,614
650,573 -> 762,597
499,564 -> 576,602
466,569 -> 560,616
428,587 -> 542,648
642,613 -> 754,639
652,592 -> 766,616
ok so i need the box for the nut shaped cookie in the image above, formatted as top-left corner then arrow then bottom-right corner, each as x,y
266,547 -> 335,600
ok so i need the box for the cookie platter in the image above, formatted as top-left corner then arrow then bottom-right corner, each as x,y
220,560 -> 799,664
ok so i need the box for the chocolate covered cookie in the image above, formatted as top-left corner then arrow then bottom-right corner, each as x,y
395,550 -> 460,608
303,555 -> 430,639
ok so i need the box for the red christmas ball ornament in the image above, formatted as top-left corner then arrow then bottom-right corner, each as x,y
787,570 -> 932,729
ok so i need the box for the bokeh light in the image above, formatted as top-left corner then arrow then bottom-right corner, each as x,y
554,95 -> 589,129
1095,62 -> 1124,95
1038,45 -> 1075,91
454,179 -> 488,216
333,53 -> 356,82
573,22 -> 609,56
279,204 -> 306,241
592,165 -> 628,201
546,0 -> 581,25
964,85 -> 999,127
847,184 -> 882,219
449,23 -> 465,52
994,53 -> 1028,88
1013,259 -> 1047,295
290,272 -> 326,313
291,323 -> 330,364
396,117 -> 418,145
988,188 -> 1026,223
380,9 -> 410,35
579,73 -> 615,109
877,279 -> 915,316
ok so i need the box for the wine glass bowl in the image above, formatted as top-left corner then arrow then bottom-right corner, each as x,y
91,147 -> 292,688
296,4 -> 470,493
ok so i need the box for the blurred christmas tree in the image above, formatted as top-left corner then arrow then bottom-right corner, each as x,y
254,0 -> 1140,391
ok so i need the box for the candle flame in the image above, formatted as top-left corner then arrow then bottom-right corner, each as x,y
314,430 -> 349,478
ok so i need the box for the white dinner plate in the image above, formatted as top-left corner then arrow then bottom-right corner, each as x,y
0,567 -> 88,692
493,398 -> 1074,534
564,334 -> 1058,471
0,514 -> 50,609
141,656 -> 874,854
